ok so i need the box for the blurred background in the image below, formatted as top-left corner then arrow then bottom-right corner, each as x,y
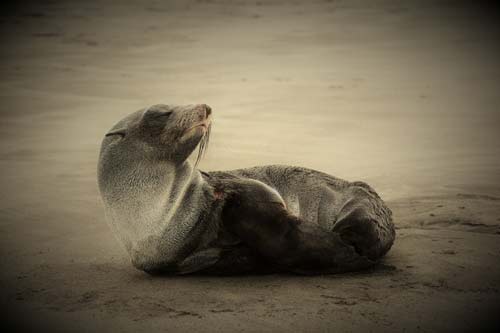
1,0 -> 499,331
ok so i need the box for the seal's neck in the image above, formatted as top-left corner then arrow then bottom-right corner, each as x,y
155,160 -> 203,222
103,158 -> 206,250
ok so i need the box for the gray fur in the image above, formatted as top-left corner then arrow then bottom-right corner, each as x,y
98,104 -> 395,274
98,104 -> 217,272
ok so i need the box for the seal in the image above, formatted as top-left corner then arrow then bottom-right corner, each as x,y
98,104 -> 395,275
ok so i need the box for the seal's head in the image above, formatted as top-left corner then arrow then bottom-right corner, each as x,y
101,103 -> 211,164
98,104 -> 212,199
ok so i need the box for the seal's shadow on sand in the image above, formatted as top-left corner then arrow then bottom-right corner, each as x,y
137,260 -> 399,279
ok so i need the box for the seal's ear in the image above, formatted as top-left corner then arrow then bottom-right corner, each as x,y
105,129 -> 126,138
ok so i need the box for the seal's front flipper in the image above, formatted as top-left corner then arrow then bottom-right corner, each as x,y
222,189 -> 375,274
174,248 -> 222,274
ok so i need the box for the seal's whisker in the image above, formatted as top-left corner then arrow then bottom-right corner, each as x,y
194,123 -> 211,168
194,141 -> 203,168
205,123 -> 211,154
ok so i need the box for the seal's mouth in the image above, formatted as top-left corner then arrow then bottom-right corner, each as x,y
194,115 -> 211,167
185,120 -> 210,133
182,111 -> 212,136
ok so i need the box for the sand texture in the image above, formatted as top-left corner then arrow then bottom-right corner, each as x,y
1,0 -> 499,331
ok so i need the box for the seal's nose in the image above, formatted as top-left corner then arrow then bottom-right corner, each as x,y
204,104 -> 212,117
194,104 -> 211,119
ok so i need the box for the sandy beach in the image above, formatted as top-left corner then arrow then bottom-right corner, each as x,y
1,0 -> 500,331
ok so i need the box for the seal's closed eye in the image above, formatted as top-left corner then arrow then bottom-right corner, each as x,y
105,131 -> 125,138
151,112 -> 172,121
157,111 -> 173,118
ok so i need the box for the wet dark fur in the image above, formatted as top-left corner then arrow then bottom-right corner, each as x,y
173,167 -> 395,275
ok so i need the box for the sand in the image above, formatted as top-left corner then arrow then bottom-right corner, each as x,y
1,0 -> 499,331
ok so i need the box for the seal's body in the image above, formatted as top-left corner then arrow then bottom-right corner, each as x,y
98,104 -> 395,275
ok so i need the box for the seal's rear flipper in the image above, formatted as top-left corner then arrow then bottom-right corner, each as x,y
332,208 -> 381,260
333,196 -> 395,261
